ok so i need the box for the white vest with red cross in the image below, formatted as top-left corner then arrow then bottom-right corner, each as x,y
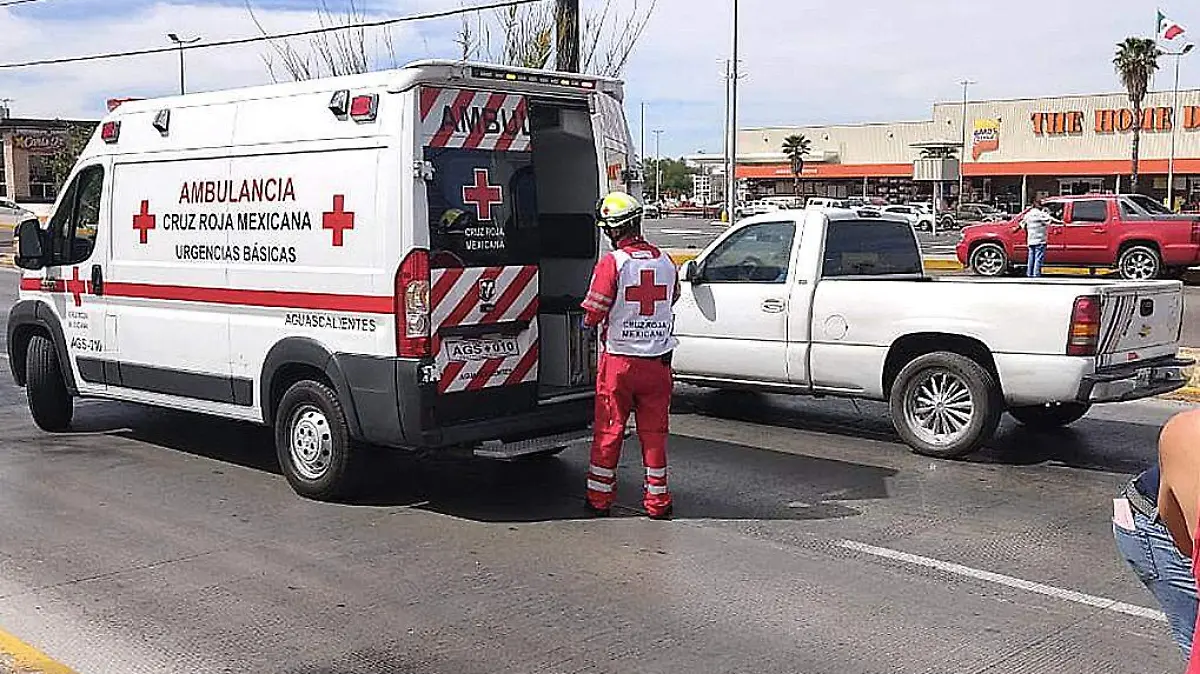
603,248 -> 679,357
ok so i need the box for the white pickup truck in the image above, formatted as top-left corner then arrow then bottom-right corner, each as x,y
672,208 -> 1193,458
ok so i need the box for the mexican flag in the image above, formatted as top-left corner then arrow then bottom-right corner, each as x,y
1158,10 -> 1186,43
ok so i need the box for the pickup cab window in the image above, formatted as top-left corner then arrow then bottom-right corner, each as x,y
1128,194 -> 1172,215
1069,200 -> 1108,223
822,219 -> 921,277
701,221 -> 795,283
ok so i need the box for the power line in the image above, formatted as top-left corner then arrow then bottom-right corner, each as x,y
0,0 -> 52,7
0,0 -> 544,70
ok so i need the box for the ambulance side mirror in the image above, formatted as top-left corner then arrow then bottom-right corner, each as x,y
680,259 -> 700,284
14,218 -> 46,270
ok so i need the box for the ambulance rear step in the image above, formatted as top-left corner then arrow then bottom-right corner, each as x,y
473,426 -> 633,459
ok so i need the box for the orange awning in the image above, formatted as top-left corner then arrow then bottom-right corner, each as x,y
737,159 -> 1200,180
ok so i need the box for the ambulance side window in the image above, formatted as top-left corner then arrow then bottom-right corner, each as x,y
49,165 -> 103,266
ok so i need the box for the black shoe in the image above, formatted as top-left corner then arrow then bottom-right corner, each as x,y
647,505 -> 673,521
585,502 -> 612,518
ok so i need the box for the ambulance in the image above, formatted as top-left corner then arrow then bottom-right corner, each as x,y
7,60 -> 640,500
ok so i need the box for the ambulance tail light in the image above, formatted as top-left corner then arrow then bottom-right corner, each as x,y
396,249 -> 431,358
1067,295 -> 1100,356
100,121 -> 120,144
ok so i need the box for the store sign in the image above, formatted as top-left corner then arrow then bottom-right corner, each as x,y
1030,106 -> 1200,136
972,119 -> 999,159
10,130 -> 68,155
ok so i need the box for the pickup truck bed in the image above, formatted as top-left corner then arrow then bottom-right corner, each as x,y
673,208 -> 1191,458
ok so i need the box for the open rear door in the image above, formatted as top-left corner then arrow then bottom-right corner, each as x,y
419,86 -> 542,423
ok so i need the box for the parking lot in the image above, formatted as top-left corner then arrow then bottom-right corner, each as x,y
0,266 -> 1191,673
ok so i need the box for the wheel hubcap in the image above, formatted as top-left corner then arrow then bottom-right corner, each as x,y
289,404 -> 333,480
972,246 -> 1005,276
1122,251 -> 1157,279
903,370 -> 976,447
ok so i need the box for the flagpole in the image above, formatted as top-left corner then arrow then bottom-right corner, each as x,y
1168,44 -> 1194,210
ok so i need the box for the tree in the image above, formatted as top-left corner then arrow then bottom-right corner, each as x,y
245,0 -> 397,81
47,124 -> 96,189
642,157 -> 695,199
781,134 -> 811,196
1114,37 -> 1162,192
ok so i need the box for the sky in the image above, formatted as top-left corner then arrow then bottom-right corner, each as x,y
0,0 -> 1195,157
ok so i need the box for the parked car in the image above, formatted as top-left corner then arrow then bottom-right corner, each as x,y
939,203 -> 1006,229
807,197 -> 849,209
642,202 -> 662,219
883,204 -> 935,231
957,193 -> 1200,280
0,197 -> 33,228
673,208 -> 1191,458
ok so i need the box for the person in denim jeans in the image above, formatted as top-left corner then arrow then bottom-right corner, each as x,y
1015,197 -> 1058,277
1113,464 -> 1198,655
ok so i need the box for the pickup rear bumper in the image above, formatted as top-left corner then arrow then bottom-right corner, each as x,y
1077,356 -> 1194,403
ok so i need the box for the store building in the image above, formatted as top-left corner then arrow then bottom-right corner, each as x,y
0,105 -> 97,204
690,88 -> 1200,212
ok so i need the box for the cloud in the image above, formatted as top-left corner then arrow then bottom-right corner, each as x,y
0,0 -> 1192,156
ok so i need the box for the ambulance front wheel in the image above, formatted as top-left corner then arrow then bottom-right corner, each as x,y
275,379 -> 363,501
25,334 -> 73,432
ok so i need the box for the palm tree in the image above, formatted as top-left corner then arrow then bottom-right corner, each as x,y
781,134 -> 812,197
1114,37 -> 1162,192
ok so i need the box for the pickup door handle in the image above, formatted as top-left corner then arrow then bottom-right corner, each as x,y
761,298 -> 786,313
1092,227 -> 1106,233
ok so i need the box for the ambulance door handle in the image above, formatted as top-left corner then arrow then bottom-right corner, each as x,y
91,264 -> 104,296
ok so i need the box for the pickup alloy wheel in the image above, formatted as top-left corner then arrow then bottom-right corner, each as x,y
889,352 -> 1002,459
968,243 -> 1008,277
1118,245 -> 1162,280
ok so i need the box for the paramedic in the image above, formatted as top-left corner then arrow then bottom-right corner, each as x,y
581,192 -> 680,520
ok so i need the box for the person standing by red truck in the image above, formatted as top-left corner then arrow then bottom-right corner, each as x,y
580,192 -> 680,520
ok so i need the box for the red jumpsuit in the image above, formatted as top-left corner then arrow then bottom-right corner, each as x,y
581,236 -> 680,516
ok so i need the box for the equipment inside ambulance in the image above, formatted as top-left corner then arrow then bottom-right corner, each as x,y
7,61 -> 639,501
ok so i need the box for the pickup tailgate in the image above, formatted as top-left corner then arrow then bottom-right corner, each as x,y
1096,282 -> 1183,366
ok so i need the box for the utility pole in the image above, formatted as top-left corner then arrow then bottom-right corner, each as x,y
1167,45 -> 1194,210
168,33 -> 201,95
653,129 -> 665,204
724,0 -> 740,223
641,102 -> 647,193
555,0 -> 580,72
958,79 -> 975,207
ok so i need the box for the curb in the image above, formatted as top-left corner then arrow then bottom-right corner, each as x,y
0,627 -> 76,674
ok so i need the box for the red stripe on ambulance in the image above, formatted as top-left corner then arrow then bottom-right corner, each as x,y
420,87 -> 531,153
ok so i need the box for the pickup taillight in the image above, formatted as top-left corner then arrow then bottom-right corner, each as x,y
1067,295 -> 1100,356
395,249 -> 431,358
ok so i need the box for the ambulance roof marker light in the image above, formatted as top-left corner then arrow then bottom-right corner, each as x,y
100,120 -> 121,144
349,93 -> 378,122
152,109 -> 171,136
328,89 -> 350,119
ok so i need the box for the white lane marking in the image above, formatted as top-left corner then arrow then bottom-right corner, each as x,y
839,540 -> 1166,622
659,229 -> 706,235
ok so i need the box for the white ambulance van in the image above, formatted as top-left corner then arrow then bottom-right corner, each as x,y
7,60 -> 640,500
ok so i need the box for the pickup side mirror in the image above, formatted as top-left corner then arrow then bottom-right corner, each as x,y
680,259 -> 700,283
14,218 -> 47,270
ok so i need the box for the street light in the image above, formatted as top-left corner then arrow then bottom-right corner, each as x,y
652,129 -> 664,204
724,0 -> 740,223
167,33 -> 201,95
958,78 -> 976,207
1167,44 -> 1194,210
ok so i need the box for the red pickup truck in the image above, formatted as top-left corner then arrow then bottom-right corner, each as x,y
956,193 -> 1200,279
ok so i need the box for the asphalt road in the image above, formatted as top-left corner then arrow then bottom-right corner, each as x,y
0,268 -> 1195,673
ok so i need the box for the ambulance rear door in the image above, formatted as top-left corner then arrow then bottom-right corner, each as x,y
592,90 -> 640,201
417,85 -> 541,424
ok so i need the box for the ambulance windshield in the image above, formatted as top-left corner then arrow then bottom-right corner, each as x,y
426,147 -> 538,269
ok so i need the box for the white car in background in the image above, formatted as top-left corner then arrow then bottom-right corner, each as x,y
0,198 -> 33,228
883,204 -> 935,231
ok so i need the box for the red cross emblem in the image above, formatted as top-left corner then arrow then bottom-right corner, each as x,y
65,266 -> 89,307
322,195 -> 355,247
462,168 -> 503,221
625,269 -> 668,316
132,200 -> 156,244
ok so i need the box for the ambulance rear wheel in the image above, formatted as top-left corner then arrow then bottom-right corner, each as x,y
275,380 -> 362,501
25,334 -> 73,432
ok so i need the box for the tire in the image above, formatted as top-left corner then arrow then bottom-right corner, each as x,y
968,242 -> 1009,277
1008,402 -> 1091,430
25,334 -> 73,432
888,351 -> 1002,459
274,379 -> 363,501
939,215 -> 956,230
1117,245 -> 1162,280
